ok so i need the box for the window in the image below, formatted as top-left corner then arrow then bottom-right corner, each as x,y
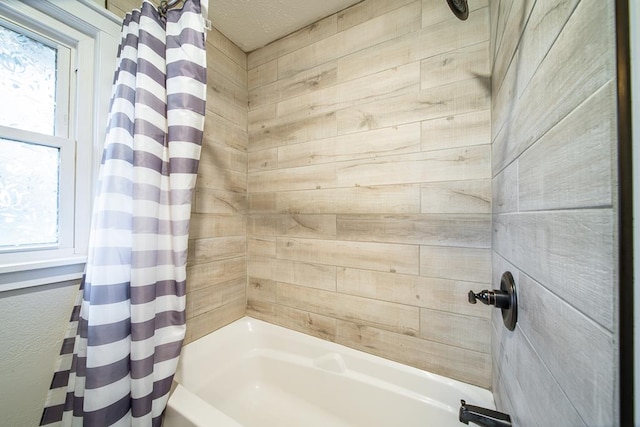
0,20 -> 73,252
0,137 -> 62,247
0,0 -> 121,290
0,22 -> 66,135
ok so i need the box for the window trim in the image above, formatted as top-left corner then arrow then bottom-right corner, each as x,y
0,0 -> 121,291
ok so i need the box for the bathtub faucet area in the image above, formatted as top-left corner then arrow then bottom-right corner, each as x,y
459,400 -> 512,427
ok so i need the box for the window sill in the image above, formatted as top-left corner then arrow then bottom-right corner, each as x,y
0,255 -> 86,292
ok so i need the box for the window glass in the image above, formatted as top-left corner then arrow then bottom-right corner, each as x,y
0,138 -> 59,247
0,24 -> 57,135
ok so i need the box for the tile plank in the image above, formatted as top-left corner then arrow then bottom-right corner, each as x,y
421,179 -> 491,214
276,63 -> 420,124
187,277 -> 245,319
420,246 -> 492,284
185,297 -> 245,344
491,324 -> 587,427
336,146 -> 491,188
250,112 -> 338,152
337,78 -> 490,135
186,257 -> 246,293
278,282 -> 420,335
189,236 -> 246,265
277,237 -> 420,275
419,308 -> 491,353
421,110 -> 491,152
193,188 -> 247,215
337,214 -> 491,247
518,82 -> 615,211
250,62 -> 337,110
190,213 -> 246,239
248,59 -> 277,90
517,274 -> 614,426
338,8 -> 489,82
338,0 -> 416,32
278,124 -> 421,168
248,214 -> 337,239
421,41 -> 490,90
337,267 -> 490,318
275,185 -> 421,214
248,15 -> 338,69
337,320 -> 491,388
493,210 -> 615,330
492,0 -> 615,173
248,256 -> 337,292
278,2 -> 421,78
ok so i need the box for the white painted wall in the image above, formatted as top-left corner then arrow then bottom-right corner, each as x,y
0,282 -> 78,426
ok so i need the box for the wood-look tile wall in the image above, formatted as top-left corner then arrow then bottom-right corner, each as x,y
106,1 -> 248,344
490,0 -> 618,425
247,0 -> 493,388
184,27 -> 248,344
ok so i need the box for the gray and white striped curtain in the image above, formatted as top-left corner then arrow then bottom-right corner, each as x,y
40,0 -> 206,425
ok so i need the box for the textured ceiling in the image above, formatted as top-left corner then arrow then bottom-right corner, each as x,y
210,0 -> 363,52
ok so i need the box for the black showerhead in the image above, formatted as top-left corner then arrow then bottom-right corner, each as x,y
446,0 -> 469,20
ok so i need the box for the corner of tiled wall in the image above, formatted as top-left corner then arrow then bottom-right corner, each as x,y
490,0 -> 618,424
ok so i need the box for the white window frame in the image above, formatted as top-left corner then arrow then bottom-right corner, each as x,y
0,0 -> 121,291
0,127 -> 77,255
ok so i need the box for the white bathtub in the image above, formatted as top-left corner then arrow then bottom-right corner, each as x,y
164,317 -> 494,427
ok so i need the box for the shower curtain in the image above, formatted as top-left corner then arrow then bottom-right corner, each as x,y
40,0 -> 207,425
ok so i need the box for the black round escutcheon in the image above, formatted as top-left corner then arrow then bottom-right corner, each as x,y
500,272 -> 517,331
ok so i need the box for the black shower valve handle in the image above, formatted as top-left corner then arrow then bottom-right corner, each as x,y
469,272 -> 518,331
467,289 -> 511,309
467,290 -> 479,304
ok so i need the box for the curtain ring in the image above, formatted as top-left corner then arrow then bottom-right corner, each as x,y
159,0 -> 182,18
158,0 -> 168,17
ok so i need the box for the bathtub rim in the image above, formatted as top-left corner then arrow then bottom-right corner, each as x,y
167,316 -> 495,426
